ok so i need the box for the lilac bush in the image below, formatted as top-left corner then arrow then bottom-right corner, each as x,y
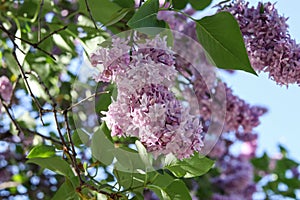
222,0 -> 300,85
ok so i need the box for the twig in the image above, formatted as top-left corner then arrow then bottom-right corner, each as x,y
0,96 -> 63,144
0,96 -> 23,135
25,71 -> 56,103
139,0 -> 145,7
24,128 -> 63,145
12,35 -> 56,60
65,91 -> 109,111
12,51 -> 46,126
0,24 -> 26,54
63,110 -> 84,184
0,131 -> 11,140
84,0 -> 98,30
8,74 -> 21,107
36,25 -> 68,46
52,107 -> 68,148
37,0 -> 45,41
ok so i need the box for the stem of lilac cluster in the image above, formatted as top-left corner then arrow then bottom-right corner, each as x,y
159,7 -> 197,21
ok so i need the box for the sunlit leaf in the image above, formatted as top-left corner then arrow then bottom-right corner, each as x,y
196,12 -> 256,74
27,145 -> 56,158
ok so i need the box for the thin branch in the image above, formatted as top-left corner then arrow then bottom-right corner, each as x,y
12,35 -> 56,60
0,97 -> 63,145
36,25 -> 68,46
139,0 -> 145,7
63,111 -> 84,184
25,71 -> 56,103
0,97 -> 23,135
8,74 -> 21,107
37,0 -> 45,41
84,0 -> 98,30
24,128 -> 63,145
65,91 -> 109,112
0,131 -> 11,140
12,51 -> 46,126
0,24 -> 26,54
52,107 -> 68,148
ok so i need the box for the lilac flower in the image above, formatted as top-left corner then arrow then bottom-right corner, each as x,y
104,83 -> 203,159
91,37 -> 131,82
0,76 -> 13,113
193,77 -> 267,133
93,36 -> 204,159
222,1 -> 300,85
212,156 -> 256,200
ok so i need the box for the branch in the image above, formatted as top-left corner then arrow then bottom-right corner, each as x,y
0,96 -> 23,135
63,111 -> 84,184
12,35 -> 56,60
24,128 -> 63,145
12,51 -> 46,126
65,91 -> 109,112
0,23 -> 26,54
84,0 -> 98,30
36,25 -> 68,46
0,131 -> 11,140
37,0 -> 45,41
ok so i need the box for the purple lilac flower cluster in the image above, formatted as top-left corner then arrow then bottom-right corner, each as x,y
222,0 -> 300,85
194,76 -> 266,199
0,76 -> 13,113
90,36 -> 203,160
211,156 -> 256,200
159,9 -> 268,199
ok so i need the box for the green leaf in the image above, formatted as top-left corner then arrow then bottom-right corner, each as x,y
196,12 -> 256,74
26,157 -> 74,177
274,158 -> 299,178
189,0 -> 212,10
91,128 -> 115,165
51,177 -> 80,200
114,170 -> 146,194
114,146 -> 146,172
72,129 -> 91,147
113,0 -> 135,8
127,0 -> 166,29
95,83 -> 117,113
104,8 -> 132,27
172,0 -> 188,9
148,172 -> 191,200
278,144 -> 288,157
135,140 -> 153,168
251,152 -> 270,171
79,0 -> 122,25
165,154 -> 214,178
27,145 -> 56,158
165,180 -> 191,200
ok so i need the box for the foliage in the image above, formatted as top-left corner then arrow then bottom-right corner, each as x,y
0,0 -> 299,200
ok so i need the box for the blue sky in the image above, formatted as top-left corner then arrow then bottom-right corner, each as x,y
220,0 -> 300,161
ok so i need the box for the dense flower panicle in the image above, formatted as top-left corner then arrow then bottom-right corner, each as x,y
157,9 -> 269,198
91,38 -> 131,82
0,76 -> 13,113
222,1 -> 300,85
0,76 -> 13,101
193,77 -> 267,133
93,36 -> 204,159
212,156 -> 256,200
116,59 -> 177,95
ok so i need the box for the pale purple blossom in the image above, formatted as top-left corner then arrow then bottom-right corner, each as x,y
0,75 -> 13,113
222,1 -> 300,85
193,77 -> 267,133
104,83 -> 203,160
212,156 -> 256,200
93,36 -> 204,159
